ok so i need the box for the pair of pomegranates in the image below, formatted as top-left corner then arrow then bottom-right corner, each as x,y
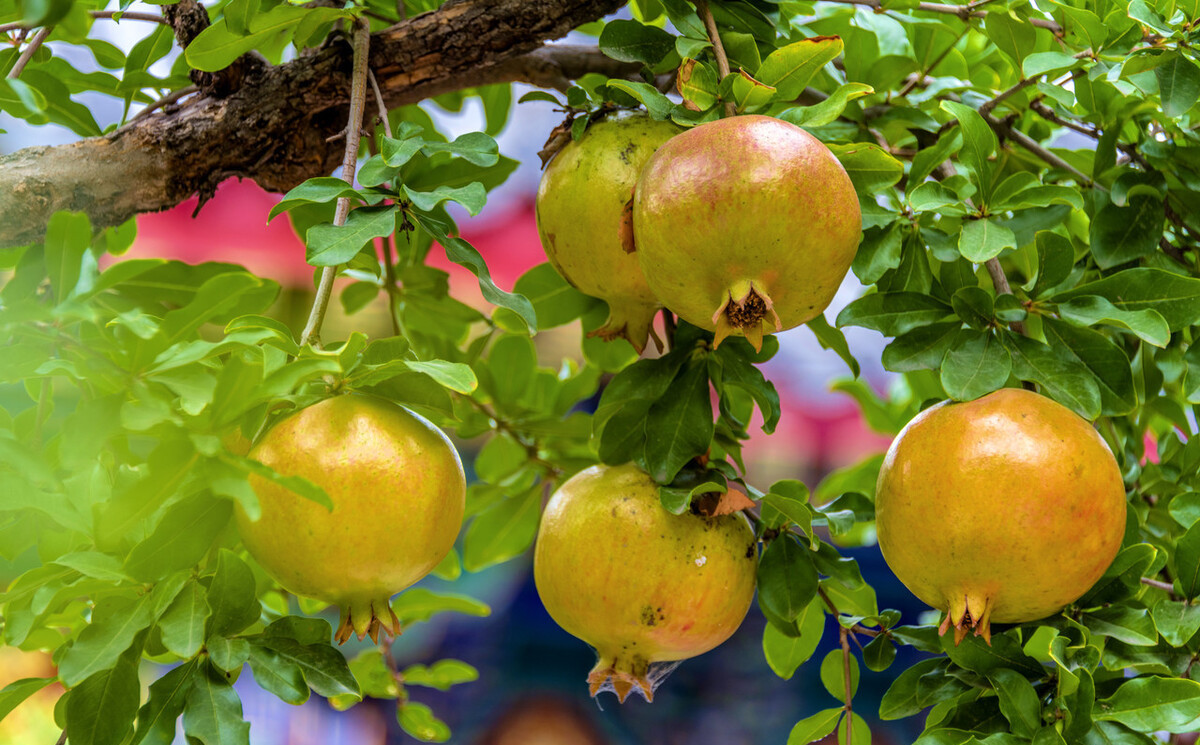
535,112 -> 863,353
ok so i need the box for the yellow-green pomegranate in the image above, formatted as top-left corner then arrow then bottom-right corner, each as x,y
534,463 -> 757,702
536,113 -> 682,353
632,114 -> 861,350
237,394 -> 465,643
876,388 -> 1127,643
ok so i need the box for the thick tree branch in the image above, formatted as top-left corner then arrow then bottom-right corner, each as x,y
0,0 -> 626,248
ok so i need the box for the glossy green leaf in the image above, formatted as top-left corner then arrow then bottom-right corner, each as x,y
643,362 -> 714,483
391,588 -> 492,626
598,19 -> 676,65
462,486 -> 540,572
757,536 -> 818,623
756,36 -> 843,100
306,206 -> 397,266
787,708 -> 842,745
182,663 -> 252,745
940,331 -> 1012,402
764,598 -> 825,679
1095,676 -> 1200,733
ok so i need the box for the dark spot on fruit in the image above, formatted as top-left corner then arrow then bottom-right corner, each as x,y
746,542 -> 756,559
641,605 -> 657,626
619,142 -> 636,164
612,506 -> 618,516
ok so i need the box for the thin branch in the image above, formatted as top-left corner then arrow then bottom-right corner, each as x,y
89,10 -> 170,25
978,75 -> 1041,116
130,84 -> 199,122
840,625 -> 854,745
368,68 -> 403,338
7,25 -> 52,79
1141,576 -> 1178,594
818,0 -> 1061,32
0,10 -> 166,34
661,309 -> 677,352
695,0 -> 736,117
300,19 -> 371,349
1029,100 -> 1151,171
986,113 -> 1096,188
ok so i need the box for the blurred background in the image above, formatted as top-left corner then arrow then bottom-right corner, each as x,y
0,8 -> 931,744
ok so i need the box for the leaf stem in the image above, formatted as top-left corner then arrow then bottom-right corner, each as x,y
7,25 -> 52,79
694,0 -> 736,117
300,18 -> 371,349
1141,576 -> 1177,594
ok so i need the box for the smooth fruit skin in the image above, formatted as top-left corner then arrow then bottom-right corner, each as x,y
875,388 -> 1127,643
632,114 -> 861,349
237,394 -> 465,643
533,463 -> 757,702
536,114 -> 683,353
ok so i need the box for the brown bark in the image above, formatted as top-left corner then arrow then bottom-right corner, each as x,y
0,0 -> 628,248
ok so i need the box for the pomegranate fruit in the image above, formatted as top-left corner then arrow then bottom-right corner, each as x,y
875,388 -> 1126,644
632,114 -> 861,350
237,394 -> 465,644
533,463 -> 757,702
536,113 -> 682,353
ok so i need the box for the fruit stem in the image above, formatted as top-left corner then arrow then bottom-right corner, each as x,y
300,18 -> 371,349
693,0 -> 736,117
661,309 -> 677,352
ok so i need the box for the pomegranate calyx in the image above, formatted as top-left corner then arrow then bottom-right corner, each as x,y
587,656 -> 654,703
335,598 -> 402,645
710,281 -> 782,351
937,591 -> 994,646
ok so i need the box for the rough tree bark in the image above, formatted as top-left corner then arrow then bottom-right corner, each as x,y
0,0 -> 630,248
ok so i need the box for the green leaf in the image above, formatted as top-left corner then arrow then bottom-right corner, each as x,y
252,636 -> 359,698
598,19 -> 676,65
882,322 -> 960,373
512,263 -> 600,328
1041,318 -> 1136,416
65,655 -> 141,745
1057,295 -> 1170,347
246,641 -> 311,705
403,183 -> 487,216
306,206 -> 397,266
462,486 -> 540,572
764,597 -> 825,679
184,8 -> 303,72
401,660 -> 479,690
989,668 -> 1042,738
787,708 -> 843,745
943,631 -> 1044,677
124,496 -> 232,582
1022,51 -> 1078,78
183,663 -> 251,745
404,360 -> 477,394
44,210 -> 91,303
757,536 -> 818,623
837,292 -> 952,336
1089,196 -> 1166,269
420,131 -> 500,167
58,593 -> 156,687
132,661 -> 197,745
391,588 -> 491,626
756,36 -> 844,100
1002,333 -> 1102,419
1054,268 -> 1200,331
1031,231 -> 1075,298
827,142 -> 904,194
643,362 -> 714,483
862,633 -> 896,671
819,648 -> 860,704
158,581 -> 211,659
941,100 -> 998,202
0,677 -> 55,721
268,177 -> 356,221
1084,606 -> 1160,646
852,223 -> 904,284
807,315 -> 861,377
1156,52 -> 1200,118
1095,677 -> 1200,733
940,331 -> 1012,401
985,11 -> 1035,66
1152,601 -> 1200,646
205,549 -> 261,638
398,702 -> 451,742
778,82 -> 874,127
604,80 -> 675,118
413,212 -> 536,332
959,218 -> 1017,263
1173,520 -> 1200,599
